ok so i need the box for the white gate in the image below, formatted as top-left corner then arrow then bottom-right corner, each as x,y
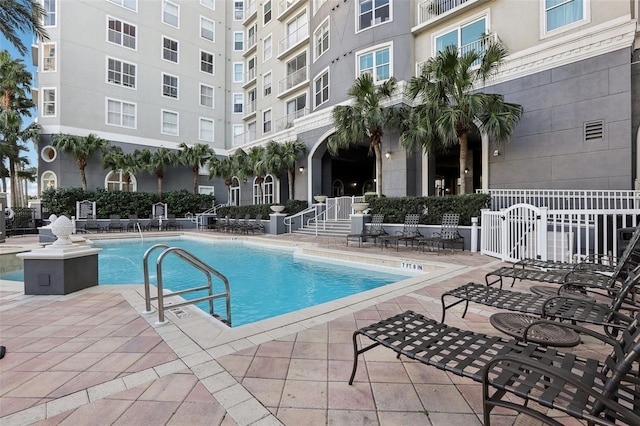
324,196 -> 364,220
481,204 -> 546,262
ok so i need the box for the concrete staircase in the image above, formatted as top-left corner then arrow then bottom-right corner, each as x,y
291,219 -> 352,237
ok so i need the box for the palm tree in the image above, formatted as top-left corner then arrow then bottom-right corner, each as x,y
178,142 -> 215,194
52,133 -> 108,191
207,156 -> 234,203
102,145 -> 138,192
0,109 -> 39,207
136,147 -> 178,199
0,50 -> 35,114
330,73 -> 402,197
0,0 -> 48,56
17,165 -> 36,206
265,139 -> 306,201
245,146 -> 267,203
402,43 -> 523,195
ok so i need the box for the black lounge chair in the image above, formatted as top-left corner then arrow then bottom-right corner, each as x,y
147,215 -> 161,231
127,214 -> 141,232
350,310 -> 640,426
416,213 -> 464,252
108,214 -> 124,232
244,214 -> 264,234
440,266 -> 640,337
163,214 -> 183,231
485,226 -> 640,290
346,214 -> 386,247
84,214 -> 102,233
377,214 -> 421,251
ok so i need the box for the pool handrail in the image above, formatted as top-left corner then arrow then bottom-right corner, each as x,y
142,243 -> 232,326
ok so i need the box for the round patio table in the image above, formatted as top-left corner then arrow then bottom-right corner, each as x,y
489,312 -> 581,348
530,285 -> 596,301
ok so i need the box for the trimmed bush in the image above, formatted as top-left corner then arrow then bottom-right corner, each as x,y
217,199 -> 309,219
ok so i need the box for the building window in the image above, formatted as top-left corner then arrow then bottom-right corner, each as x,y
263,72 -> 272,96
200,17 -> 215,42
107,58 -> 136,88
199,118 -> 214,142
263,109 -> 272,134
358,0 -> 391,31
545,0 -> 586,32
435,17 -> 486,56
284,12 -> 307,52
246,56 -> 256,82
42,88 -> 56,117
107,98 -> 136,128
230,177 -> 240,205
234,1 -> 244,20
252,177 -> 261,204
108,0 -> 137,12
198,185 -> 214,195
284,52 -> 307,91
162,110 -> 178,135
313,0 -> 328,15
233,63 -> 244,82
108,17 -> 137,50
200,84 -> 214,108
357,44 -> 390,82
42,43 -> 56,72
314,18 -> 329,61
41,145 -> 57,162
162,73 -> 178,98
163,1 -> 180,27
247,121 -> 256,142
200,50 -> 214,74
234,32 -> 244,51
263,35 -> 272,61
314,70 -> 329,108
246,88 -> 256,114
106,170 -> 137,192
264,0 -> 272,24
264,175 -> 274,204
286,93 -> 306,124
233,124 -> 244,146
200,0 -> 214,10
233,93 -> 243,113
43,0 -> 56,26
163,37 -> 178,63
41,171 -> 57,192
247,24 -> 257,49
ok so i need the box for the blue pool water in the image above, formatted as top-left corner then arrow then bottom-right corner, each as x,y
2,237 -> 410,327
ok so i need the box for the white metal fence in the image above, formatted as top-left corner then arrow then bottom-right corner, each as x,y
479,190 -> 640,263
325,196 -> 365,221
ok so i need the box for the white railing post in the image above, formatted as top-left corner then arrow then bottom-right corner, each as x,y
471,216 -> 478,253
538,207 -> 548,261
499,208 -> 507,261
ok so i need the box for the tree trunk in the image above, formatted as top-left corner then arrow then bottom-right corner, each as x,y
80,166 -> 87,191
9,160 -> 18,207
158,175 -> 163,199
287,168 -> 294,200
458,132 -> 468,195
372,138 -> 383,197
193,167 -> 199,194
257,176 -> 264,203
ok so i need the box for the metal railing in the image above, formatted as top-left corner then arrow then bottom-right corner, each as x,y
326,196 -> 365,220
142,244 -> 231,326
417,0 -> 472,25
478,189 -> 640,210
284,204 -> 320,233
278,67 -> 307,94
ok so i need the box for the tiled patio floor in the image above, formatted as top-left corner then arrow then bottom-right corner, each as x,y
0,231 -> 608,425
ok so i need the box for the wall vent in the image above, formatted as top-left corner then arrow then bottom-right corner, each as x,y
584,120 -> 604,141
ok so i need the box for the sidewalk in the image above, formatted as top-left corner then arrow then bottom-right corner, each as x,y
0,232 -> 603,425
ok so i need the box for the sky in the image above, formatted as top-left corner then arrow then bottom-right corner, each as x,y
1,30 -> 40,202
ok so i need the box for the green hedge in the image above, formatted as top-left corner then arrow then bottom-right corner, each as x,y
217,199 -> 308,219
41,188 -> 215,218
367,193 -> 490,226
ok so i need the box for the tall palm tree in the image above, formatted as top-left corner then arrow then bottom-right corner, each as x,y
245,146 -> 267,203
330,73 -> 402,197
136,147 -> 178,199
52,133 -> 108,191
102,145 -> 138,192
0,50 -> 35,114
17,164 -> 36,206
0,0 -> 48,56
265,139 -> 306,201
402,43 -> 523,194
0,109 -> 39,207
207,156 -> 234,203
178,142 -> 215,194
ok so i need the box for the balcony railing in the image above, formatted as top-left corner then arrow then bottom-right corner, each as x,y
275,108 -> 308,131
415,33 -> 497,75
244,1 -> 257,20
233,129 -> 256,147
418,0 -> 472,25
278,0 -> 300,18
246,33 -> 257,51
278,23 -> 308,57
278,67 -> 307,94
244,99 -> 256,116
244,67 -> 256,84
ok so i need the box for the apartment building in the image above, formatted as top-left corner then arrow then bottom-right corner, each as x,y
35,0 -> 640,205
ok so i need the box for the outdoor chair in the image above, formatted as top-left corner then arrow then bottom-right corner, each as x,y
350,310 -> 640,426
107,214 -> 124,232
84,214 -> 102,233
244,214 -> 264,234
127,214 -> 141,232
416,213 -> 464,253
377,214 -> 421,251
147,215 -> 161,231
163,214 -> 183,231
440,265 -> 640,337
346,214 -> 387,247
485,225 -> 640,291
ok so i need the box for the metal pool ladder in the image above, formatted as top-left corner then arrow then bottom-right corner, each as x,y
141,244 -> 231,326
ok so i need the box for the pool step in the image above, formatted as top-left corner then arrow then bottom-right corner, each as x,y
291,220 -> 352,237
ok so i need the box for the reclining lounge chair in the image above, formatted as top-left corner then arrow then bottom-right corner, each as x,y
416,213 -> 464,252
346,214 -> 386,247
377,214 -> 421,251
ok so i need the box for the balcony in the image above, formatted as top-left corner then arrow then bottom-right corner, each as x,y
244,33 -> 257,56
277,24 -> 308,59
415,33 -> 497,75
243,99 -> 257,120
233,129 -> 256,147
414,0 -> 488,32
274,108 -> 308,131
243,67 -> 257,88
243,0 -> 257,25
278,67 -> 307,97
278,0 -> 303,21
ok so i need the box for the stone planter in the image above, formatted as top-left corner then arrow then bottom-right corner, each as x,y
314,195 -> 327,204
270,205 -> 285,213
352,202 -> 370,213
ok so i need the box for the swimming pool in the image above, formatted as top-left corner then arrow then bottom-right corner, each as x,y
2,237 -> 411,327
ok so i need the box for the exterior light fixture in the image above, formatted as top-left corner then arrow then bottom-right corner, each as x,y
464,168 -> 469,174
385,151 -> 391,159
299,166 -> 305,173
